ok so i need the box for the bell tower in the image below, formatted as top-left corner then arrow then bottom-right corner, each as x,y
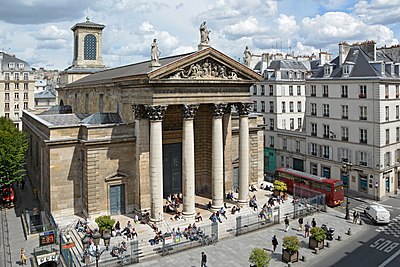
71,17 -> 105,68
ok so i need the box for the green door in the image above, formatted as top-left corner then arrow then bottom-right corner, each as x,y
163,143 -> 182,197
110,184 -> 125,215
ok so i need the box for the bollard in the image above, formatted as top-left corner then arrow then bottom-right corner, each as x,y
337,235 -> 341,241
288,263 -> 292,267
347,228 -> 352,235
315,248 -> 319,254
302,255 -> 306,262
359,220 -> 363,226
326,241 -> 330,248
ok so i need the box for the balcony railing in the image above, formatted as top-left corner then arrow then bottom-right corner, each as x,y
323,134 -> 329,138
342,137 -> 348,141
341,94 -> 348,98
359,94 -> 366,98
311,132 -> 317,136
311,152 -> 317,156
359,116 -> 367,120
311,112 -> 317,116
342,116 -> 348,119
323,93 -> 328,97
311,93 -> 316,97
323,113 -> 329,117
360,139 -> 367,144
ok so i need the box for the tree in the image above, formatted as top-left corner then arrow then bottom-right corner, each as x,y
310,227 -> 326,242
95,215 -> 115,231
0,117 -> 28,186
273,180 -> 287,192
249,247 -> 271,267
283,235 -> 300,253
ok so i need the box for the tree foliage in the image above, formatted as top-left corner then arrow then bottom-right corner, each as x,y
283,235 -> 300,252
0,117 -> 28,185
310,227 -> 326,242
273,180 -> 287,192
249,247 -> 271,267
95,215 -> 115,231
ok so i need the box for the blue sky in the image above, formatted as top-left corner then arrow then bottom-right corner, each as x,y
0,0 -> 399,70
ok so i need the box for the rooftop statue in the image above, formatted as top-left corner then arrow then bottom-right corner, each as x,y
199,21 -> 210,44
151,39 -> 161,66
243,46 -> 252,67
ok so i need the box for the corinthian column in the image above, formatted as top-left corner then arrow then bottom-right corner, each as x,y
182,104 -> 198,218
147,105 -> 166,222
237,103 -> 251,205
211,103 -> 227,209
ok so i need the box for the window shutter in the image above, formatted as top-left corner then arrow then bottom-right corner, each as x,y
355,151 -> 359,165
330,146 -> 333,160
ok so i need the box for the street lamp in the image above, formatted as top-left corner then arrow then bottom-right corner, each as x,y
342,162 -> 353,220
81,229 -> 111,267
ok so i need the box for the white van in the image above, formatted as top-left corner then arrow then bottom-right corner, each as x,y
364,205 -> 391,224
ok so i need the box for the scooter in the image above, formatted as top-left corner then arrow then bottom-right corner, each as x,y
321,224 -> 335,240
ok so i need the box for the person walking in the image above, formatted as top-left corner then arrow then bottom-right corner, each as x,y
201,251 -> 207,267
272,235 -> 278,252
298,217 -> 304,231
284,216 -> 290,232
304,222 -> 311,237
20,248 -> 27,265
311,218 -> 316,228
353,211 -> 357,224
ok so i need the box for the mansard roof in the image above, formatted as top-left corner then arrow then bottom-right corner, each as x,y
268,60 -> 309,71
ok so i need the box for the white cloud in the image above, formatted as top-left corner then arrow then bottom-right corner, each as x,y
354,0 -> 400,25
276,14 -> 298,39
223,17 -> 268,38
36,25 -> 69,40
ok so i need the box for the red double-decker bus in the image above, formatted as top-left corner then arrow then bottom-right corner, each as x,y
275,168 -> 344,207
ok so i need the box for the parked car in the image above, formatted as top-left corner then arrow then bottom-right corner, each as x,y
1,187 -> 15,208
364,204 -> 390,224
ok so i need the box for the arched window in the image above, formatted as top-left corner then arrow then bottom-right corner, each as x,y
74,35 -> 78,60
84,34 -> 97,60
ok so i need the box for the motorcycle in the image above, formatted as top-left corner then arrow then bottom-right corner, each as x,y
321,224 -> 335,240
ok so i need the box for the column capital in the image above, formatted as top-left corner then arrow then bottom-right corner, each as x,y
132,104 -> 148,119
236,102 -> 252,116
147,105 -> 167,121
182,104 -> 199,119
211,103 -> 228,118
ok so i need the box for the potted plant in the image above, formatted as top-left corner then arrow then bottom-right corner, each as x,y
273,180 -> 287,197
249,247 -> 271,267
282,235 -> 300,263
309,227 -> 326,249
95,215 -> 115,234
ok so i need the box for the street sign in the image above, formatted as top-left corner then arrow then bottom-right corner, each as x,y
61,243 -> 75,249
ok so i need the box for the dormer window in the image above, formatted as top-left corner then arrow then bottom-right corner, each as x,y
343,65 -> 349,74
8,62 -> 14,70
324,65 -> 331,76
18,63 -> 24,70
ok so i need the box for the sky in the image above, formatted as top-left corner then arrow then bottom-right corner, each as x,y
1,0 -> 400,70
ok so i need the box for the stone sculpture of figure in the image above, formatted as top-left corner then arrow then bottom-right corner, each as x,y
243,46 -> 252,67
151,39 -> 161,65
200,21 -> 210,44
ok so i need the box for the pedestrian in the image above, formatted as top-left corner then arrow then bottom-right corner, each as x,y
298,217 -> 304,231
353,211 -> 357,224
284,216 -> 290,232
20,248 -> 27,265
311,218 -> 316,228
201,251 -> 207,267
304,222 -> 311,237
355,211 -> 360,224
272,235 -> 278,252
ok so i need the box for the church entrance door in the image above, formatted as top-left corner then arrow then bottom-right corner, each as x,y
163,143 -> 182,197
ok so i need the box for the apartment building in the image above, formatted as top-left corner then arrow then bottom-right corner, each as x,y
303,41 -> 400,200
0,51 -> 35,129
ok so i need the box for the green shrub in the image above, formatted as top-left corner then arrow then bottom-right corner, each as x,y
249,247 -> 271,267
310,227 -> 326,242
273,180 -> 287,192
95,215 -> 115,231
283,235 -> 300,252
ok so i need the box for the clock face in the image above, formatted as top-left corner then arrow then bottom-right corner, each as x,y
84,34 -> 97,60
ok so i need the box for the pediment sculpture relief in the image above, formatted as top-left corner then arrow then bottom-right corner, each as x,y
167,58 -> 243,80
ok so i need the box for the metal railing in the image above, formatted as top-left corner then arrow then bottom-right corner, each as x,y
235,206 -> 280,236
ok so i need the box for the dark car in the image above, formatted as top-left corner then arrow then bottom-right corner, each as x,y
1,187 -> 15,208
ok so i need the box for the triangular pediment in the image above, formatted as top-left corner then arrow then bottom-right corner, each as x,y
149,47 -> 262,82
104,171 -> 128,182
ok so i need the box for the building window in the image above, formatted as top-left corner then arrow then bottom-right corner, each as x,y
359,151 -> 367,166
359,85 -> 367,98
385,85 -> 389,98
14,103 -> 19,111
341,148 -> 349,162
290,118 -> 294,130
341,85 -> 348,97
297,86 -> 301,96
269,85 -> 273,96
4,93 -> 9,101
311,144 -> 318,156
24,83 -> 28,90
4,103 -> 10,111
311,123 -> 317,136
252,85 -> 257,95
269,118 -> 274,130
323,145 -> 330,159
311,103 -> 317,115
253,101 -> 257,112
14,112 -> 19,119
323,85 -> 328,97
23,73 -> 28,80
397,127 -> 399,142
84,34 -> 97,60
323,104 -> 329,117
359,174 -> 367,192
85,94 -> 89,113
384,152 -> 391,166
297,101 -> 302,112
14,83 -> 19,90
261,101 -> 265,112
397,105 -> 399,120
4,113 -> 9,118
5,83 -> 9,90
99,94 -> 104,112
311,163 -> 318,175
342,105 -> 348,119
24,93 -> 28,100
18,63 -> 24,70
296,141 -> 300,153
360,129 -> 367,143
269,101 -> 274,113
283,138 -> 287,150
289,86 -> 293,96
396,85 -> 399,98
261,85 -> 265,95
341,127 -> 349,141
269,136 -> 274,147
14,93 -> 19,100
282,119 -> 286,129
359,106 -> 367,120
386,129 -> 390,145
14,73 -> 19,80
396,149 -> 400,163
323,124 -> 330,138
386,106 -> 390,121
282,102 -> 286,113
23,102 -> 28,109
5,73 -> 10,80
324,66 -> 331,75
311,85 -> 316,96
297,118 -> 302,129
289,101 -> 294,112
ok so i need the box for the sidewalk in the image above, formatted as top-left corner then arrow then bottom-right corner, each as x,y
134,208 -> 367,267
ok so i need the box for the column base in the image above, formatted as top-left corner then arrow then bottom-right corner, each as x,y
211,205 -> 223,211
150,216 -> 164,223
182,211 -> 196,220
238,200 -> 248,207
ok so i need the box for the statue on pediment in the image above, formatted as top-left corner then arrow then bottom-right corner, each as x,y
150,39 -> 161,67
243,46 -> 252,67
200,21 -> 210,44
